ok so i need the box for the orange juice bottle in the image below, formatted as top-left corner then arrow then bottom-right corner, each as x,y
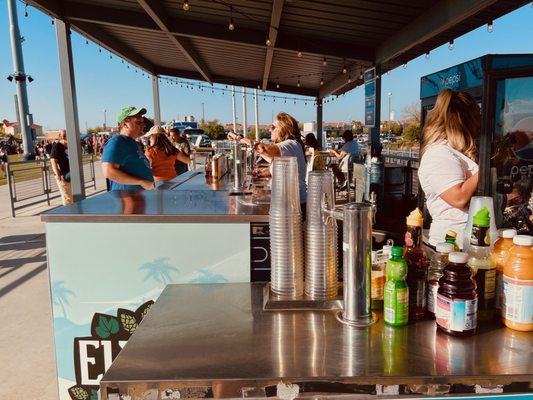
502,235 -> 533,332
491,229 -> 517,310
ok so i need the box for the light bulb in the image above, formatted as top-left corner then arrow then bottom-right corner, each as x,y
448,39 -> 455,50
276,82 -> 280,89
266,37 -> 272,46
320,78 -> 324,86
342,67 -> 347,74
228,19 -> 235,30
425,51 -> 430,59
359,71 -> 363,80
297,51 -> 303,58
487,21 -> 493,32
297,80 -> 301,87
323,57 -> 327,66
403,63 -> 407,69
182,0 -> 190,11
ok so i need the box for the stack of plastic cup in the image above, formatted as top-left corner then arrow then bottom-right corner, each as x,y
269,157 -> 304,298
463,196 -> 499,251
305,170 -> 338,299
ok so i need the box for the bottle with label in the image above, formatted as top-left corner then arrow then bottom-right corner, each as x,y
491,229 -> 517,311
445,230 -> 460,251
205,155 -> 212,177
404,208 -> 428,321
427,242 -> 455,318
467,207 -> 496,320
502,235 -> 533,332
436,252 -> 478,337
371,242 -> 393,310
384,246 -> 409,327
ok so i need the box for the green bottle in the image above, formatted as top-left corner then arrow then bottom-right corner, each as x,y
384,246 -> 409,326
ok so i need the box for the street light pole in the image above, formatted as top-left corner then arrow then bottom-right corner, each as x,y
387,92 -> 392,134
103,109 -> 107,130
201,102 -> 205,123
6,0 -> 34,159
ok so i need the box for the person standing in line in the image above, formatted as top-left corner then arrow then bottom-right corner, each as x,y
0,148 -> 8,178
102,107 -> 155,190
169,128 -> 191,175
50,131 -> 73,205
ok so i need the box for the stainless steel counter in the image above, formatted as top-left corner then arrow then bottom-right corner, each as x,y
41,170 -> 270,222
100,283 -> 533,398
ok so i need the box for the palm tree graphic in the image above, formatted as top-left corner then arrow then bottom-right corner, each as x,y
189,269 -> 228,284
139,258 -> 179,284
52,281 -> 75,319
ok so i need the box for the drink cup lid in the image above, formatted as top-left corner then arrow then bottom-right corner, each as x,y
513,235 -> 533,246
448,252 -> 469,264
382,244 -> 393,254
500,229 -> 517,239
436,242 -> 454,253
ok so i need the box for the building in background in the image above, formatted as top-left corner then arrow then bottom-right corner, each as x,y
1,119 -> 43,137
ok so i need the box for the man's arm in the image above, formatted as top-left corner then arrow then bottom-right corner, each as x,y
102,162 -> 154,190
50,158 -> 62,181
176,152 -> 190,165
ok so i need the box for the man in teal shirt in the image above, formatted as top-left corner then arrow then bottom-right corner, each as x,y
102,107 -> 154,190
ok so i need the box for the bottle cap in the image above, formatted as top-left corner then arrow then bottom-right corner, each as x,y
448,252 -> 469,264
472,207 -> 490,227
513,235 -> 533,246
436,242 -> 454,254
406,207 -> 423,227
500,229 -> 517,239
391,246 -> 404,257
446,230 -> 457,239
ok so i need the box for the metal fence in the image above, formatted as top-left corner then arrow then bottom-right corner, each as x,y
5,156 -> 96,217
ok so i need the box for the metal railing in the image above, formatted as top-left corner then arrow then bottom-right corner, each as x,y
5,156 -> 96,217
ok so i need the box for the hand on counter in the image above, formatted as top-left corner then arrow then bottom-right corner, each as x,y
140,179 -> 155,190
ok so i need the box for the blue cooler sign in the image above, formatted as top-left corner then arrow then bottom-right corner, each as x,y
364,68 -> 376,128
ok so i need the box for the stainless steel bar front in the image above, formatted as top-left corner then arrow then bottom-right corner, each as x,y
100,283 -> 532,399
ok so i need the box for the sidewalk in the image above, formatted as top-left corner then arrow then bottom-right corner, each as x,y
0,162 -> 106,400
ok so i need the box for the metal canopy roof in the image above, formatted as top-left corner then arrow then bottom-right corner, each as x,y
29,0 -> 528,98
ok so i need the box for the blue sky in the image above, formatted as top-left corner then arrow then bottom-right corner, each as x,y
0,1 -> 532,131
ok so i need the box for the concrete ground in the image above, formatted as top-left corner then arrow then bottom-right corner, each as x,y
0,162 -> 106,400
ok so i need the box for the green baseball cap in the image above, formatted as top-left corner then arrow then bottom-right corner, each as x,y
117,106 -> 147,125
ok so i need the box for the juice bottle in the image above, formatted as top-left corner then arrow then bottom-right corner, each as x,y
384,246 -> 409,326
491,229 -> 517,311
502,235 -> 533,332
445,230 -> 460,251
467,207 -> 496,320
404,208 -> 428,320
427,242 -> 455,318
436,252 -> 478,337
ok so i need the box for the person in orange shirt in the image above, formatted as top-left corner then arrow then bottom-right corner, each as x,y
145,126 -> 190,187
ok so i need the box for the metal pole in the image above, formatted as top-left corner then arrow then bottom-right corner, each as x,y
152,75 -> 161,125
242,87 -> 248,137
201,102 -> 205,123
103,109 -> 107,130
7,0 -> 34,159
316,98 -> 323,149
231,86 -> 237,134
55,19 -> 85,202
254,89 -> 259,141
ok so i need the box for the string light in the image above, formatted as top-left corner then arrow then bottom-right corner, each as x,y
182,0 -> 190,11
487,20 -> 493,32
51,17 -> 54,25
320,75 -> 324,86
403,62 -> 407,69
322,57 -> 327,66
348,74 -> 351,83
85,40 -> 89,45
448,39 -> 455,50
297,51 -> 303,58
342,61 -> 347,74
228,6 -> 235,31
359,70 -> 363,80
297,78 -> 301,87
266,37 -> 272,46
24,3 -> 28,17
425,51 -> 430,59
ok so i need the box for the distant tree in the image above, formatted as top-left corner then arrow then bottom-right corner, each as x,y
200,119 -> 226,140
86,126 -> 103,135
403,123 -> 422,143
351,120 -> 364,134
328,130 -> 341,138
246,127 -> 270,140
402,101 -> 421,124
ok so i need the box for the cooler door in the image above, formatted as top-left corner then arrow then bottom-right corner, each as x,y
489,74 -> 533,233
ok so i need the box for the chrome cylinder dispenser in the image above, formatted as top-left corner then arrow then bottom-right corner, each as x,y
232,141 -> 245,193
323,202 -> 376,327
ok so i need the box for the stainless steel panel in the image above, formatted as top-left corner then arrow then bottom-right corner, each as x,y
101,283 -> 533,396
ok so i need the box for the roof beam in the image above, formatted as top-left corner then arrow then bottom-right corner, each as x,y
73,21 -> 156,74
136,0 -> 212,83
319,62 -> 368,98
375,0 -> 498,64
262,0 -> 284,91
62,2 -> 374,62
156,67 -> 317,97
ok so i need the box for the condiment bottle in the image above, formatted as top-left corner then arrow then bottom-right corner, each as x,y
436,252 -> 478,337
404,208 -> 428,320
371,242 -> 393,310
427,242 -> 455,318
502,235 -> 533,332
204,155 -> 212,177
491,229 -> 517,311
467,207 -> 496,320
445,230 -> 460,251
384,246 -> 409,327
